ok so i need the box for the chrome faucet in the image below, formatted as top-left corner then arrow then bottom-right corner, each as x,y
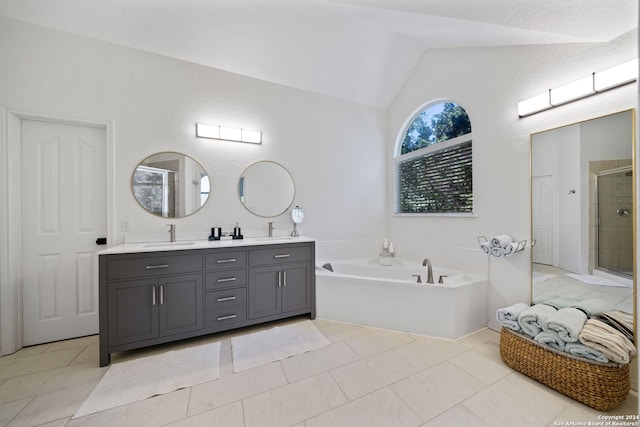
422,258 -> 434,284
167,224 -> 176,242
268,222 -> 274,237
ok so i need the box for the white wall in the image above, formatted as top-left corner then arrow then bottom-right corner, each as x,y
386,32 -> 637,329
0,17 -> 386,244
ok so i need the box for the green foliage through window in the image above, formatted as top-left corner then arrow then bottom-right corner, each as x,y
396,101 -> 473,214
401,102 -> 471,155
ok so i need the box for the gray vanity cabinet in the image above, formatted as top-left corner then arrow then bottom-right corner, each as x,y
204,251 -> 249,332
100,240 -> 315,366
107,274 -> 203,346
106,277 -> 159,345
248,245 -> 312,320
100,251 -> 205,366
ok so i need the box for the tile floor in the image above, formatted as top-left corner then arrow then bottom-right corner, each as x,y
0,318 -> 637,427
533,264 -> 634,313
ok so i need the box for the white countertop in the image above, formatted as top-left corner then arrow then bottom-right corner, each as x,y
98,236 -> 315,255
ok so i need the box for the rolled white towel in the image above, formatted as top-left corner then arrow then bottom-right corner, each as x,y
490,246 -> 505,259
491,234 -> 513,247
517,304 -> 557,337
496,303 -> 529,331
479,242 -> 490,254
534,331 -> 566,351
564,342 -> 609,363
502,242 -> 519,256
541,307 -> 587,343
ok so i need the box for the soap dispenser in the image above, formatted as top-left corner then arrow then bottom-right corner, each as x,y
232,222 -> 243,240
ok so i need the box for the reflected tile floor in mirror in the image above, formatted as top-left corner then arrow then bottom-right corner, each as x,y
0,318 -> 637,426
533,264 -> 634,313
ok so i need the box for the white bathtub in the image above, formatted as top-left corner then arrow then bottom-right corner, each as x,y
315,257 -> 488,339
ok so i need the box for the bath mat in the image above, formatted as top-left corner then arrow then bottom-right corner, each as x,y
231,320 -> 330,373
74,341 -> 220,418
566,274 -> 627,288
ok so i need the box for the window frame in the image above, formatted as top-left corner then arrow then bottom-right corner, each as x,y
393,101 -> 475,217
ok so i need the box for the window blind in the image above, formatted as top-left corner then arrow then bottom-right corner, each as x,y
396,140 -> 472,213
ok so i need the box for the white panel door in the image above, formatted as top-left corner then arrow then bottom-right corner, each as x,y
21,119 -> 107,346
532,175 -> 554,265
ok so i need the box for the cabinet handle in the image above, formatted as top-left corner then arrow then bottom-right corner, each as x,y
146,264 -> 170,270
152,286 -> 156,306
159,285 -> 164,305
278,271 -> 282,287
216,296 -> 236,302
217,314 -> 237,321
274,254 -> 290,259
216,277 -> 237,283
283,270 -> 287,287
216,258 -> 237,264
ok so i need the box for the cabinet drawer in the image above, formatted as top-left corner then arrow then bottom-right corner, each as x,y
205,251 -> 247,270
106,253 -> 202,280
205,306 -> 248,329
205,288 -> 247,310
249,245 -> 311,266
205,270 -> 247,290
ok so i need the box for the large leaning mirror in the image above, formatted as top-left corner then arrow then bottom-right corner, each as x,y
132,152 -> 210,218
239,161 -> 295,217
531,109 -> 636,337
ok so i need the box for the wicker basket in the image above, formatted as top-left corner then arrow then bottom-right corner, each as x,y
499,327 -> 630,410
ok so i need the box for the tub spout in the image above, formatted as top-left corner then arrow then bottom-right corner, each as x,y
422,258 -> 434,284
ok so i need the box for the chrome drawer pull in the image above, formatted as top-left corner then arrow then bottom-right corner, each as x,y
216,296 -> 236,302
216,277 -> 237,283
274,254 -> 290,259
216,258 -> 237,264
146,264 -> 170,270
152,286 -> 156,306
217,314 -> 237,321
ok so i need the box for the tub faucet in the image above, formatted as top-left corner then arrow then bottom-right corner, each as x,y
268,222 -> 274,237
167,224 -> 176,242
422,258 -> 434,284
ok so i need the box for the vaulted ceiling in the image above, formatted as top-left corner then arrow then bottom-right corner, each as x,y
0,0 -> 636,108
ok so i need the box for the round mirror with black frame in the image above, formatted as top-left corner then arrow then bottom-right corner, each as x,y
238,160 -> 295,217
132,151 -> 210,218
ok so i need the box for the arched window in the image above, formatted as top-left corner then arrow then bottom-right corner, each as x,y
395,100 -> 473,214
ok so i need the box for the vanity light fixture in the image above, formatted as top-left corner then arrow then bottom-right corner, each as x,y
517,58 -> 638,118
196,123 -> 262,144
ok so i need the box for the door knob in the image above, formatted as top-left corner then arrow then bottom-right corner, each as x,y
617,208 -> 631,217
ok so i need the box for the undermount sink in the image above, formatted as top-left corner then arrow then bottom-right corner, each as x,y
143,241 -> 196,248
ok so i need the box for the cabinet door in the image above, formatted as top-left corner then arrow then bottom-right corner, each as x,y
282,262 -> 311,313
107,278 -> 159,346
248,265 -> 281,319
159,274 -> 204,336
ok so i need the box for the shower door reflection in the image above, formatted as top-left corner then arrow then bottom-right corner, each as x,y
596,167 -> 633,278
